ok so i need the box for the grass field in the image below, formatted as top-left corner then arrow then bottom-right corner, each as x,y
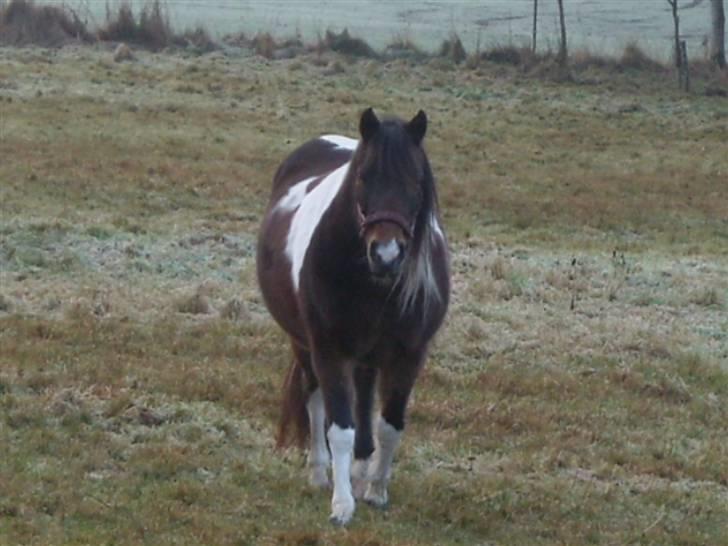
1,44 -> 728,545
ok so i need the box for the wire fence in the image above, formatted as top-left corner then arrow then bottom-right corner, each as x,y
49,0 -> 716,59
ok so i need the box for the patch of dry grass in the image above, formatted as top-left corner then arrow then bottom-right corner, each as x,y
0,45 -> 727,545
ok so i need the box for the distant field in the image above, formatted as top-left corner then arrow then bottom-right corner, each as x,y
46,0 -> 716,59
1,43 -> 727,545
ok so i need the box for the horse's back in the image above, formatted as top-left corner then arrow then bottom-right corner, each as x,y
257,135 -> 358,345
270,135 -> 357,203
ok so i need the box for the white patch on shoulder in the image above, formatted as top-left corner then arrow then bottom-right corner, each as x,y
320,134 -> 358,151
274,176 -> 317,213
286,162 -> 350,291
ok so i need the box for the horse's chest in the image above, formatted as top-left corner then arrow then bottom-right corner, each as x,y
323,299 -> 416,358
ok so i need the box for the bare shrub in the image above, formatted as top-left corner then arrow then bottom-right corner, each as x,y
571,44 -> 663,73
221,31 -> 248,48
0,0 -> 93,47
439,33 -> 467,63
490,256 -> 508,281
620,42 -> 664,71
173,25 -> 218,53
322,28 -> 378,59
688,287 -> 724,308
97,1 -> 136,43
249,32 -> 304,59
251,32 -> 276,59
385,33 -> 427,61
220,298 -> 250,322
570,49 -> 617,71
175,293 -> 212,315
113,42 -> 134,62
137,0 -> 169,50
468,44 -> 551,73
0,294 -> 13,312
461,42 -> 663,78
481,45 -> 526,66
321,59 -> 346,76
98,0 -> 171,51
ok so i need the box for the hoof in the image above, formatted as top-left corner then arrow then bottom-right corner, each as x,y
363,481 -> 388,509
329,513 -> 351,527
352,478 -> 368,500
351,459 -> 370,500
309,465 -> 331,490
329,496 -> 355,526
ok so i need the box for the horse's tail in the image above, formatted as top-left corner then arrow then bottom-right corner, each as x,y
276,357 -> 310,449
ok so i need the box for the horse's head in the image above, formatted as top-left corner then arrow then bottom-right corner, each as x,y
354,108 -> 429,280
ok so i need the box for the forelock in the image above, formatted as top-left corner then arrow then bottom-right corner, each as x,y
357,118 -> 422,178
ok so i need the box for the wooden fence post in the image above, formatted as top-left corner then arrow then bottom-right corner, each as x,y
556,0 -> 567,67
680,40 -> 690,91
667,0 -> 681,68
532,0 -> 538,53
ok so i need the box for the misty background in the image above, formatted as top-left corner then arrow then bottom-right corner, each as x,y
46,0 -> 715,60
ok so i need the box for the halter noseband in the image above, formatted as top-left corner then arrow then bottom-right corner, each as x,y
357,206 -> 414,239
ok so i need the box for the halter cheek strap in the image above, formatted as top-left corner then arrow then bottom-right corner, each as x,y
358,206 -> 414,239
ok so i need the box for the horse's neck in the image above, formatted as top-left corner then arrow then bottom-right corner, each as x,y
323,174 -> 360,250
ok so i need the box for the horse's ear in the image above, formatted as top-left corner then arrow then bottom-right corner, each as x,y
407,110 -> 427,146
359,107 -> 380,142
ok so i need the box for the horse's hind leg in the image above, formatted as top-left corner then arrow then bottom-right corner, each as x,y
364,351 -> 423,508
306,389 -> 331,489
351,364 -> 377,499
294,344 -> 331,489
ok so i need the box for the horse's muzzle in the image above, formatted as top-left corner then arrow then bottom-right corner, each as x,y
367,238 -> 405,277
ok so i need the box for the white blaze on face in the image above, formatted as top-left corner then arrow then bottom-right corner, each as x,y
375,239 -> 401,265
283,161 -> 349,292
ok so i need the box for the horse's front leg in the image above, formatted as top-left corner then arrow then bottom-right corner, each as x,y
314,350 -> 356,525
352,365 -> 377,499
364,351 -> 423,508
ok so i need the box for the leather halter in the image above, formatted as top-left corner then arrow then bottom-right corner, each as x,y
357,205 -> 414,239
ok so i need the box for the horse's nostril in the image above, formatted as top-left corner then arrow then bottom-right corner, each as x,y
380,240 -> 400,263
369,240 -> 404,273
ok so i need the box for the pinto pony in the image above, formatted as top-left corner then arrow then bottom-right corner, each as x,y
256,108 -> 450,525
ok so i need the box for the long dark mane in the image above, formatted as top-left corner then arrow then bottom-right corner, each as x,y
350,117 -> 444,315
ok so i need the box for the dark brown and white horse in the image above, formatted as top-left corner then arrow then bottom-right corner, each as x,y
256,108 -> 450,525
